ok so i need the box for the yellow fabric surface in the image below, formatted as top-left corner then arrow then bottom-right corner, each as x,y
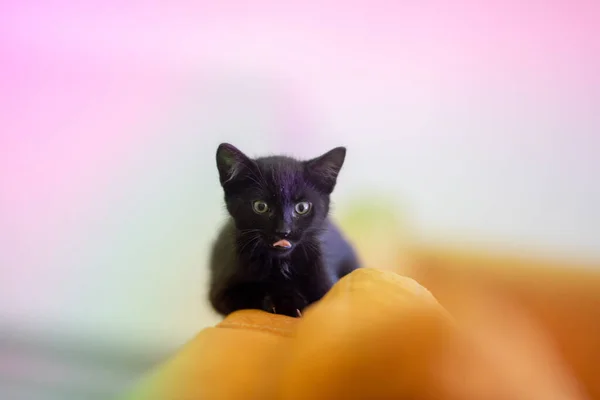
124,268 -> 587,400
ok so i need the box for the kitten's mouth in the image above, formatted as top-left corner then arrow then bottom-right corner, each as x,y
272,239 -> 293,250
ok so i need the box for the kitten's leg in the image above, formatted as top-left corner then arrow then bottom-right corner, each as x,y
262,295 -> 277,314
270,290 -> 308,318
211,283 -> 269,316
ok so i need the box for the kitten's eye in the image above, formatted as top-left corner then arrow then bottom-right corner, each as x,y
252,200 -> 269,214
294,201 -> 312,215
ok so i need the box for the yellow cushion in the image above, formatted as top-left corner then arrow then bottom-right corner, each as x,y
123,267 -> 584,399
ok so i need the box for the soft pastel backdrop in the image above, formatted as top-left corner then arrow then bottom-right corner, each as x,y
1,1 -> 599,398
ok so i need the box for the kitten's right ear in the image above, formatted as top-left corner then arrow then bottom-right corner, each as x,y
305,146 -> 346,194
216,143 -> 254,186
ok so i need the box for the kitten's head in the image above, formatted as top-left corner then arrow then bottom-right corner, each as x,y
216,143 -> 346,257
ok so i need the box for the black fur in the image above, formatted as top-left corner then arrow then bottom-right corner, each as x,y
208,143 -> 360,318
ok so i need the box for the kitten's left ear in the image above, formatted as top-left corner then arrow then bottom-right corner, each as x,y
305,147 -> 346,194
216,143 -> 255,186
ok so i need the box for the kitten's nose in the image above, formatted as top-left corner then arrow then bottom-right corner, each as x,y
276,228 -> 291,238
276,219 -> 291,238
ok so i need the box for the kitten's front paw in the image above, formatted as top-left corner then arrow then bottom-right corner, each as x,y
265,292 -> 306,317
262,295 -> 277,314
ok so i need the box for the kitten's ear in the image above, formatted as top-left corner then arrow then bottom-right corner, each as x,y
305,147 -> 346,194
216,143 -> 254,186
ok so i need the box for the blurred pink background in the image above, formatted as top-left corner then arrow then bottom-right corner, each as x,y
1,1 -> 599,398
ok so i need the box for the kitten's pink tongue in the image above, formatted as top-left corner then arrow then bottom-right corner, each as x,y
272,239 -> 292,249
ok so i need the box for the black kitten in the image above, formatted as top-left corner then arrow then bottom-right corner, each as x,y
208,143 -> 360,318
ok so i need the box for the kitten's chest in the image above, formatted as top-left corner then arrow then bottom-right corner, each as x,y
267,259 -> 302,283
272,254 -> 333,295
